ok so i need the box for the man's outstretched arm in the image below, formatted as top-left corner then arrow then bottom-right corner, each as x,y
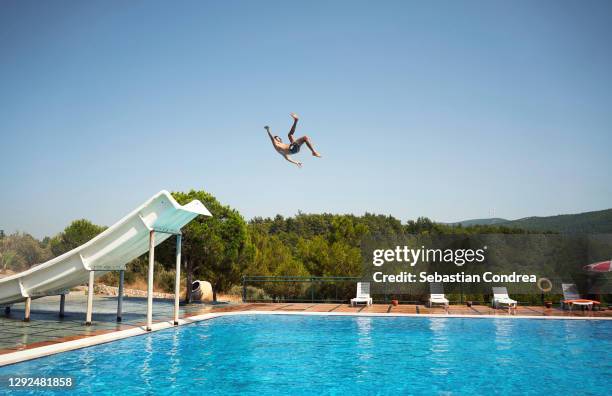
283,154 -> 302,168
264,126 -> 275,144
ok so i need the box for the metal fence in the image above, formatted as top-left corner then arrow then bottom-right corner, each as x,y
241,276 -> 360,303
241,275 -> 612,305
240,276 -> 492,304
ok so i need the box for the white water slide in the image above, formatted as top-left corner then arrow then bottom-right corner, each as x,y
0,190 -> 211,328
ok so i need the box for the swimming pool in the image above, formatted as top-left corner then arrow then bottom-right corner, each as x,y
1,315 -> 610,395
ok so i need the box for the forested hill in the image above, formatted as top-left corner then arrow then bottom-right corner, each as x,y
448,218 -> 509,227
451,208 -> 612,233
503,208 -> 612,233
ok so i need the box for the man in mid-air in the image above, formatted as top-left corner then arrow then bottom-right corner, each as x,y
265,113 -> 322,168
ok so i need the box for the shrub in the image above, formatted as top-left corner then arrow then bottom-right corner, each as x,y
156,268 -> 177,293
229,285 -> 270,301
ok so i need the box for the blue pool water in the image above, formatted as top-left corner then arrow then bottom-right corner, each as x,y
1,315 -> 610,395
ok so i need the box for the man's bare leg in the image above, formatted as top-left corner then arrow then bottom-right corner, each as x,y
295,135 -> 322,157
288,113 -> 299,143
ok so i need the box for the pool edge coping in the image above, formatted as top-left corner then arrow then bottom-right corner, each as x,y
1,310 -> 611,367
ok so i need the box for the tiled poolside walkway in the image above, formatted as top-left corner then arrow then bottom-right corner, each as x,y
237,302 -> 612,317
0,293 -> 218,354
1,296 -> 611,356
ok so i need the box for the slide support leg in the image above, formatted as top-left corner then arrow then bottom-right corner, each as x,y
59,294 -> 66,318
117,270 -> 124,322
86,271 -> 94,325
146,231 -> 155,331
174,234 -> 182,325
24,297 -> 31,322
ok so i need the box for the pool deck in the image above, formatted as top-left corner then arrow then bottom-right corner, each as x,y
230,302 -> 612,317
0,295 -> 610,366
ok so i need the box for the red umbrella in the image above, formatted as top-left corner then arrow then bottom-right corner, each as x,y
583,260 -> 612,273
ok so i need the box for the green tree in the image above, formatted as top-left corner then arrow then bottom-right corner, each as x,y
0,237 -> 19,272
172,190 -> 253,302
0,232 -> 52,272
49,219 -> 106,256
297,236 -> 361,277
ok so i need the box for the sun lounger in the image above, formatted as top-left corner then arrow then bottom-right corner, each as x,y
492,287 -> 517,311
561,283 -> 600,311
428,282 -> 449,309
351,282 -> 373,307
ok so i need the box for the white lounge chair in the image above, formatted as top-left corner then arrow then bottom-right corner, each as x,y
492,287 -> 517,311
561,283 -> 600,311
428,282 -> 449,309
351,282 -> 373,306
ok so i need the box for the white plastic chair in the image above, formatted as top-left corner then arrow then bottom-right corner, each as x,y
351,282 -> 373,306
561,283 -> 596,311
428,282 -> 449,309
492,287 -> 517,311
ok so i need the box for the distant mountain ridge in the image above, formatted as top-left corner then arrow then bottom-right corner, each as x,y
448,218 -> 509,227
447,208 -> 612,233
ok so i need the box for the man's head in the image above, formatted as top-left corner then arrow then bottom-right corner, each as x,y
274,136 -> 282,143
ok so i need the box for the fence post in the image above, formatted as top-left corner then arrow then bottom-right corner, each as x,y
311,277 -> 314,303
335,281 -> 338,302
384,282 -> 388,303
242,276 -> 247,302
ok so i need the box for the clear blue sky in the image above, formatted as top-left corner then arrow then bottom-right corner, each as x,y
1,0 -> 611,238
